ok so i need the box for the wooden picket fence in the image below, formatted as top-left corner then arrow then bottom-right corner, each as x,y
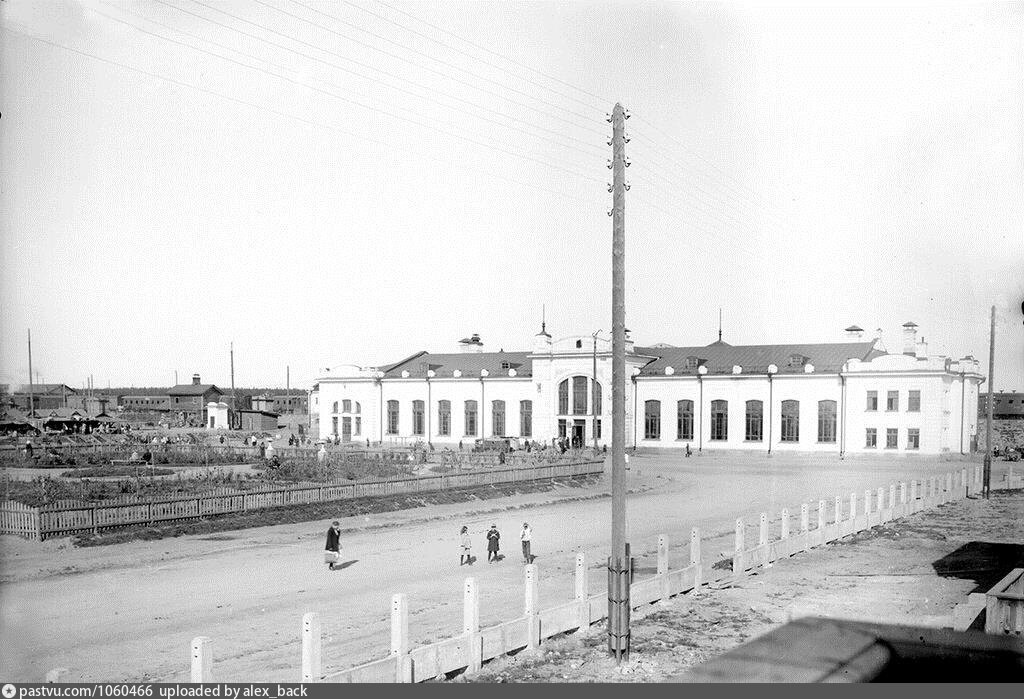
0,461 -> 603,541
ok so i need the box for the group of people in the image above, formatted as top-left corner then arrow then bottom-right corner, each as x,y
460,522 -> 532,566
323,521 -> 535,571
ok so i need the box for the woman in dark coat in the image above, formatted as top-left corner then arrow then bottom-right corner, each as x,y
486,524 -> 501,563
324,521 -> 342,570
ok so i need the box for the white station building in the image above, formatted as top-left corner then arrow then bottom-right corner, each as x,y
315,322 -> 984,456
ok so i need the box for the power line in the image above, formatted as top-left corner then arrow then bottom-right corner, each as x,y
333,0 -> 607,113
99,1 -> 607,161
180,0 -> 607,137
373,0 -> 614,109
2,25 -> 600,204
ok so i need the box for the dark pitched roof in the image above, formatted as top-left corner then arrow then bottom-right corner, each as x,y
635,341 -> 883,376
167,384 -> 224,396
5,383 -> 78,395
382,352 -> 533,379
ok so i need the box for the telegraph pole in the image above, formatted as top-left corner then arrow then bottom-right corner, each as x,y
287,365 -> 291,417
607,102 -> 630,661
230,342 -> 236,430
983,305 -> 995,498
27,330 -> 35,417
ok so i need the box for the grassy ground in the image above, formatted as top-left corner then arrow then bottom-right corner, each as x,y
457,488 -> 1024,683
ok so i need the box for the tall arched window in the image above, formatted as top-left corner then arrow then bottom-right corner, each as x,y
644,400 -> 661,440
464,400 -> 478,437
592,381 -> 603,415
520,400 -> 533,437
817,400 -> 837,443
354,402 -> 361,414
438,400 -> 451,436
386,400 -> 399,435
573,376 -> 588,415
332,401 -> 339,413
492,400 -> 506,436
745,400 -> 763,442
677,400 -> 693,441
558,379 -> 569,415
412,400 -> 425,436
711,400 -> 728,441
781,400 -> 800,442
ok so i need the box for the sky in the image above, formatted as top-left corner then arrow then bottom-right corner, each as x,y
1,0 -> 1022,391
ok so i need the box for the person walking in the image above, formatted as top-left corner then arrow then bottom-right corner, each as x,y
520,522 -> 532,563
324,520 -> 342,570
459,525 -> 473,566
486,524 -> 501,563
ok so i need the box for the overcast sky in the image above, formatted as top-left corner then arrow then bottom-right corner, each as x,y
2,0 -> 1022,390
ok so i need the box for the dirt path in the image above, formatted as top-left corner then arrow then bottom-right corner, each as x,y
0,453 -> 1001,683
462,488 -> 1024,683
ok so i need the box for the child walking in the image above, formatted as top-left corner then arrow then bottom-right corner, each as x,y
459,525 -> 473,566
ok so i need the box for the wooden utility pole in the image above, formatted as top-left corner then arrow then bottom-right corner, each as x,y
27,329 -> 35,417
230,342 -> 236,430
608,102 -> 630,661
287,365 -> 291,417
983,305 -> 995,498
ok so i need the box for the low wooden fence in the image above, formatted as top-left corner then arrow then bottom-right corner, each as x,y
0,461 -> 603,541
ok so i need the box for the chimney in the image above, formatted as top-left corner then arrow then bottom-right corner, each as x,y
458,333 -> 484,353
192,373 -> 201,385
845,325 -> 864,339
901,322 -> 918,356
915,336 -> 928,358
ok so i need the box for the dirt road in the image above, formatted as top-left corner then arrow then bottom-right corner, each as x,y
0,453 -> 999,682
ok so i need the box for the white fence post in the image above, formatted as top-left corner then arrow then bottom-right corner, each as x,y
889,483 -> 896,509
524,564 -> 540,652
800,503 -> 809,533
190,636 -> 213,684
575,552 -> 588,627
817,500 -> 826,535
301,612 -> 321,683
946,473 -> 953,501
759,512 -> 768,546
732,518 -> 745,574
690,527 -> 702,589
834,496 -> 842,526
876,487 -> 884,513
658,535 -> 670,599
910,480 -> 917,503
391,593 -> 411,683
864,490 -> 872,516
849,493 -> 857,521
780,508 -> 790,540
464,578 -> 481,673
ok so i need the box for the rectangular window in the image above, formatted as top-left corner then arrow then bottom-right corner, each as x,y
644,400 -> 661,440
886,391 -> 899,412
594,418 -> 601,440
711,400 -> 728,441
817,400 -> 837,443
781,400 -> 800,442
908,390 -> 921,412
677,400 -> 694,441
573,376 -> 588,415
412,400 -> 424,436
745,400 -> 763,442
386,400 -> 399,435
438,400 -> 451,436
492,400 -> 505,437
866,428 -> 877,448
520,400 -> 532,438
342,399 -> 351,413
558,419 -> 566,439
464,400 -> 477,437
907,428 -> 920,450
866,391 -> 878,411
331,416 -> 338,436
886,428 -> 898,448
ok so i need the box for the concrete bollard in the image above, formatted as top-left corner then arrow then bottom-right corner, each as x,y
301,612 -> 322,683
780,508 -> 790,540
800,503 -> 809,532
190,636 -> 213,684
464,578 -> 481,673
575,552 -> 588,626
889,483 -> 896,509
391,593 -> 411,682
849,493 -> 857,522
759,512 -> 768,546
733,518 -> 745,574
524,564 -> 540,651
817,500 -> 826,533
834,496 -> 842,526
864,490 -> 872,516
876,487 -> 884,513
691,527 -> 702,589
45,669 -> 69,683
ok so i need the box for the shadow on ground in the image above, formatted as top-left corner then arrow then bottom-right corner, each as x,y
931,541 -> 1024,593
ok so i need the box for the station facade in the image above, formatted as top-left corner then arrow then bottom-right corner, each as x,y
315,323 -> 984,456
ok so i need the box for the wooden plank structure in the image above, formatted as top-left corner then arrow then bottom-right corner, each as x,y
986,568 -> 1024,636
1,461 -> 603,540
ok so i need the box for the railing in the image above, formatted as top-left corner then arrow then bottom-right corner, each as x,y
0,461 -> 603,541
